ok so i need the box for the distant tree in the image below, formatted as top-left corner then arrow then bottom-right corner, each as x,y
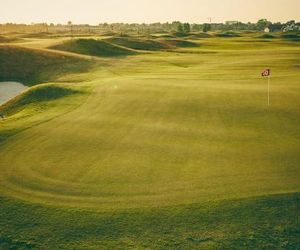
192,24 -> 201,32
203,23 -> 211,32
171,21 -> 181,31
286,20 -> 296,26
183,23 -> 191,33
283,20 -> 299,32
256,19 -> 271,31
68,21 -> 73,37
103,23 -> 109,30
177,23 -> 184,33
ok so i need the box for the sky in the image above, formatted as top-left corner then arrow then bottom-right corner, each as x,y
0,0 -> 299,24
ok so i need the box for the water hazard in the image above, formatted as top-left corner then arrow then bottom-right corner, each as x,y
0,82 -> 28,105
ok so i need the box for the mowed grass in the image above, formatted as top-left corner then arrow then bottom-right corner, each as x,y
0,34 -> 300,248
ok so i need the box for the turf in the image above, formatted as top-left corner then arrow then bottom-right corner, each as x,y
163,39 -> 198,48
0,84 -> 81,116
0,193 -> 299,249
257,34 -> 276,39
281,33 -> 300,42
104,36 -> 171,51
0,83 -> 89,145
0,33 -> 299,249
0,35 -> 19,43
216,31 -> 241,38
50,38 -> 136,57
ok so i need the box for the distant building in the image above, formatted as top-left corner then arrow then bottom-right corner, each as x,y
264,27 -> 270,33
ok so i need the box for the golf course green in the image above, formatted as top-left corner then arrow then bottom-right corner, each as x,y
0,32 -> 299,249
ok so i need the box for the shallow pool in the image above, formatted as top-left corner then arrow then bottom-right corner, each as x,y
0,82 -> 28,105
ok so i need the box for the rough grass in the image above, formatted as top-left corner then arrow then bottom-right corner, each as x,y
105,36 -> 171,51
0,35 -> 19,43
189,32 -> 213,39
20,32 -> 52,38
164,39 -> 198,48
258,34 -> 276,39
281,33 -> 300,41
0,193 -> 299,249
51,38 -> 137,57
0,46 -> 92,85
216,31 -> 241,37
172,32 -> 191,37
105,36 -> 198,50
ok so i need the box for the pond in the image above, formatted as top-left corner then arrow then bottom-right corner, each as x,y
0,82 -> 28,105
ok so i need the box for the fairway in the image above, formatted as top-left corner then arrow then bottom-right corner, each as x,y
0,33 -> 300,248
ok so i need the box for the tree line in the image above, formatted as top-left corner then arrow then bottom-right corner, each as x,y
1,19 -> 299,35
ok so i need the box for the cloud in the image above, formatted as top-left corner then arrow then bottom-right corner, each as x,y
0,0 -> 299,24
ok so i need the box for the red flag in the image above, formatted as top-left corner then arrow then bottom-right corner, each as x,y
262,69 -> 270,77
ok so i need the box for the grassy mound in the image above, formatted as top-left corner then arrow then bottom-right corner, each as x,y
21,32 -> 52,38
164,39 -> 198,48
106,37 -> 170,51
216,31 -> 241,37
0,36 -> 18,43
189,32 -> 213,39
172,32 -> 191,37
258,34 -> 276,39
51,39 -> 136,57
0,46 -> 91,85
281,33 -> 300,41
107,36 -> 197,50
100,31 -> 118,36
0,84 -> 80,116
153,34 -> 175,38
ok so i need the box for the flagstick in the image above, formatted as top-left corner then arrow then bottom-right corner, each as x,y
268,76 -> 270,106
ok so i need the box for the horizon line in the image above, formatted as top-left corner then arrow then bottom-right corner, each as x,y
1,19 -> 299,26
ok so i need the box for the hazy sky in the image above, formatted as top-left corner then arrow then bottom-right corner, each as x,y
1,0 -> 299,24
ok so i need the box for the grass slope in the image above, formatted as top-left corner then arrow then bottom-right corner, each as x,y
163,39 -> 198,48
51,39 -> 136,57
0,84 -> 81,116
258,34 -> 276,39
216,31 -> 241,37
105,36 -> 171,51
0,46 -> 92,85
0,35 -> 19,43
0,83 -> 89,144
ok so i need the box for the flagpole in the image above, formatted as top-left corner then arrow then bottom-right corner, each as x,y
262,68 -> 271,107
268,75 -> 270,106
